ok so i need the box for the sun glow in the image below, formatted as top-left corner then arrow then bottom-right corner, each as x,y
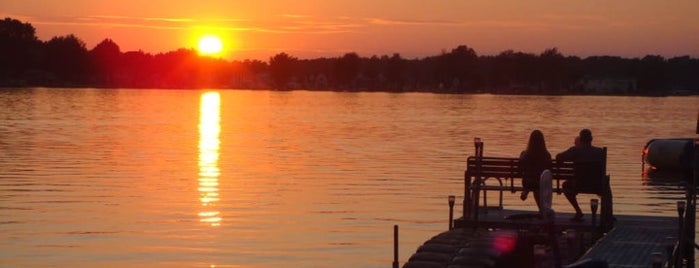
197,35 -> 223,55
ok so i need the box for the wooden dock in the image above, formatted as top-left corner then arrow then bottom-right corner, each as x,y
581,214 -> 678,267
401,139 -> 696,267
403,209 -> 679,268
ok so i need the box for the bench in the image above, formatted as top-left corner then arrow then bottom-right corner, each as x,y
462,147 -> 613,230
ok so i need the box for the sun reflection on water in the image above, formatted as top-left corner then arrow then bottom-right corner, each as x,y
198,91 -> 221,226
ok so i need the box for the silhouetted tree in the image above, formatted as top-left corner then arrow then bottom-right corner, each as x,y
152,48 -> 199,88
120,50 -> 154,87
90,38 -> 122,86
334,52 -> 361,88
44,34 -> 89,84
0,17 -> 42,84
637,55 -> 666,94
430,45 -> 479,92
538,48 -> 566,92
269,52 -> 298,89
488,50 -> 540,93
491,50 -> 516,89
385,53 -> 406,90
227,59 -> 267,88
450,45 -> 479,91
667,56 -> 699,92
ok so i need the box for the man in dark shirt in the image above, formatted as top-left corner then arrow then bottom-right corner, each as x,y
556,129 -> 606,222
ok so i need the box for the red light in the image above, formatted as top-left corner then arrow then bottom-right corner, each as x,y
492,232 -> 517,254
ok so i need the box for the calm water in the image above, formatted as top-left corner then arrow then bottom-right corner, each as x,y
1,88 -> 697,267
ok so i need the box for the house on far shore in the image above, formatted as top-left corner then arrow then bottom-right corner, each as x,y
576,76 -> 637,94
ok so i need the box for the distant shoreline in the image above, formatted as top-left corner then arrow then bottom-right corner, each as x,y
2,17 -> 698,96
2,85 -> 696,97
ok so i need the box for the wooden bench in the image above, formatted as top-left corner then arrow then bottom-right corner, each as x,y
465,156 -> 575,208
462,148 -> 613,230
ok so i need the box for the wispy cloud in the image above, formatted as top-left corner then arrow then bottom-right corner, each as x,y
281,14 -> 311,19
362,16 -> 559,32
250,14 -> 365,34
0,14 -> 193,30
2,13 -> 367,34
3,13 -> 572,35
366,18 -> 462,26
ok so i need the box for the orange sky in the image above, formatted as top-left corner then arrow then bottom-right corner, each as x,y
2,0 -> 698,60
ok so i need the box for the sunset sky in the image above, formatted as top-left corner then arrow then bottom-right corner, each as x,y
2,0 -> 698,61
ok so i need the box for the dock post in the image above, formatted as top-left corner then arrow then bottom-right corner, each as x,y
677,201 -> 685,268
393,225 -> 399,268
464,169 -> 471,222
590,199 -> 599,229
448,195 -> 455,230
473,138 -> 483,222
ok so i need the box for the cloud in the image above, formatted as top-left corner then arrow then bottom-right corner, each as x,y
362,16 -> 556,31
144,17 -> 195,23
366,18 -> 462,26
4,13 -> 570,36
245,14 -> 366,34
281,14 -> 311,19
0,14 -> 192,30
2,13 -> 367,34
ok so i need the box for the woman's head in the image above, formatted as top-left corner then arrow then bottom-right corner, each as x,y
527,129 -> 547,152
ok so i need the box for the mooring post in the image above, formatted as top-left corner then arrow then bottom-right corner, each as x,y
464,138 -> 482,222
473,138 -> 483,222
448,195 -> 455,230
393,225 -> 399,268
463,169 -> 469,221
590,199 -> 599,229
677,200 -> 685,268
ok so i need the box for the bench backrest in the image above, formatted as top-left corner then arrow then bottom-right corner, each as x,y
466,147 -> 607,182
465,156 -> 576,181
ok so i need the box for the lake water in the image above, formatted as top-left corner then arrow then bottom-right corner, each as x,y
1,88 -> 698,267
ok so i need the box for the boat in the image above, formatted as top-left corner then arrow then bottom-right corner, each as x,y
642,138 -> 694,182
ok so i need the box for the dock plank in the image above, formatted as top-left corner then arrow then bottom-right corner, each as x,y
582,215 -> 677,268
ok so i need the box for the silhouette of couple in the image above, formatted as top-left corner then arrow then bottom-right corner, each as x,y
519,129 -> 606,222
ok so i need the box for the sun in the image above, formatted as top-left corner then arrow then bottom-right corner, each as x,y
197,35 -> 223,55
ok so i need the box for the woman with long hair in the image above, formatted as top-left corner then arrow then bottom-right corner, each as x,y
519,130 -> 552,211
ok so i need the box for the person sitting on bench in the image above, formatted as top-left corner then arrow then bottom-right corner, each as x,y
519,129 -> 552,212
556,129 -> 606,222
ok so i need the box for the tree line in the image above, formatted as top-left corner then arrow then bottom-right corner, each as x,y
1,17 -> 697,95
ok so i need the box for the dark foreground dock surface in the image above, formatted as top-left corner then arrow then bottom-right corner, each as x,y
582,214 -> 678,267
404,209 -> 677,268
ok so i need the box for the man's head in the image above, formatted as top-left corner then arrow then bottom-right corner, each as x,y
579,129 -> 593,144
